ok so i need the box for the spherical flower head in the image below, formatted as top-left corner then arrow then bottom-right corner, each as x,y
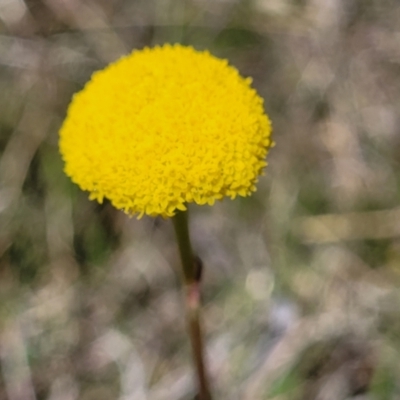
59,44 -> 273,218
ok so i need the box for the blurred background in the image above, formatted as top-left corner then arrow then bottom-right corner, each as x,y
1,0 -> 400,399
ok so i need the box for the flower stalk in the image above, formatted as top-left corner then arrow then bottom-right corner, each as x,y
172,210 -> 212,400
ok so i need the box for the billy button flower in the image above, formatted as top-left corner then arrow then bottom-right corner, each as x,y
59,44 -> 272,218
59,44 -> 273,400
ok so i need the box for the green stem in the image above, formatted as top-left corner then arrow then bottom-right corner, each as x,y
172,210 -> 196,283
172,210 -> 212,400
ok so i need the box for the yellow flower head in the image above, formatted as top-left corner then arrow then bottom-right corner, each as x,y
59,44 -> 273,218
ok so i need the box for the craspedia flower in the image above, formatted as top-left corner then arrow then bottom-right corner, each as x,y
59,44 -> 273,218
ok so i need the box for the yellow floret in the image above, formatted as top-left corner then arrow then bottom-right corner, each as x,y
59,44 -> 273,218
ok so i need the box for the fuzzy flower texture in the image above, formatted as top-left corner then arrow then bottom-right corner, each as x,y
59,44 -> 273,218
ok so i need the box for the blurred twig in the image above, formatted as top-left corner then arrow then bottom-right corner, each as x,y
292,208 -> 400,243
